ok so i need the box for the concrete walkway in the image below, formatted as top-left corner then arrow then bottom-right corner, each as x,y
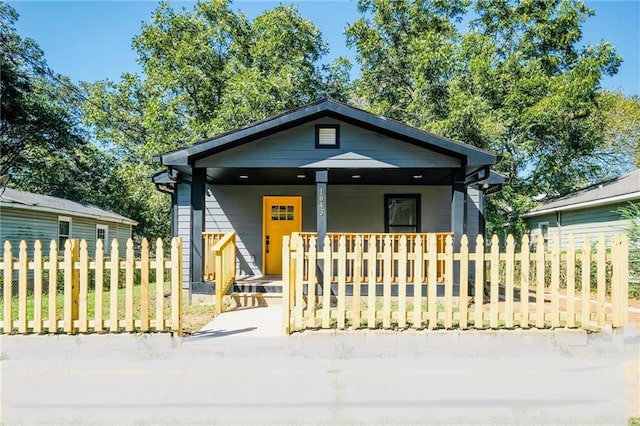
1,310 -> 638,425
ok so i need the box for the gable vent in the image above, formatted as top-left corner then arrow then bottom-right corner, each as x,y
315,125 -> 340,148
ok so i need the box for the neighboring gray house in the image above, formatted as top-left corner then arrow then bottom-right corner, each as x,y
523,169 -> 640,248
153,98 -> 504,288
0,188 -> 137,255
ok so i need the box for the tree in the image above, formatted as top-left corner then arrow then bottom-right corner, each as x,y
346,0 -> 622,236
594,91 -> 640,172
0,4 -> 119,207
82,1 -> 350,239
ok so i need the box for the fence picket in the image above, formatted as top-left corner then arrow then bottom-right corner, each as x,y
95,239 -> 104,332
520,235 -> 530,328
490,235 -> 499,328
382,235 -> 392,329
321,236 -> 331,329
535,234 -> 545,328
581,236 -> 590,328
427,234 -> 438,329
367,236 -> 376,328
125,240 -> 135,332
18,241 -> 28,333
78,240 -> 89,333
307,236 -> 317,328
48,241 -> 58,333
3,241 -> 12,333
444,235 -> 453,329
474,236 -> 484,329
398,236 -> 407,329
505,235 -> 514,328
110,240 -> 119,332
171,238 -> 182,335
597,234 -> 606,326
550,236 -> 560,328
295,234 -> 305,331
352,236 -> 362,329
140,238 -> 150,332
459,235 -> 469,329
63,240 -> 75,333
413,236 -> 423,329
33,241 -> 43,333
282,235 -> 291,334
155,239 -> 165,331
566,236 -> 576,328
337,235 -> 347,329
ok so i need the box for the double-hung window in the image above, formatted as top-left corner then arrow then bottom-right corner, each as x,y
58,216 -> 71,247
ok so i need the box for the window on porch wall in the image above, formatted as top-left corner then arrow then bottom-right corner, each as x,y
385,194 -> 420,233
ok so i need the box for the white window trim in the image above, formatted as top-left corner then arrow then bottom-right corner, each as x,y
96,224 -> 109,246
58,216 -> 72,248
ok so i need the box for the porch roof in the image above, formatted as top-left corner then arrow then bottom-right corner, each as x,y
156,98 -> 498,170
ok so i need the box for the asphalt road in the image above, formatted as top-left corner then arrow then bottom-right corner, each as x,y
1,329 -> 638,425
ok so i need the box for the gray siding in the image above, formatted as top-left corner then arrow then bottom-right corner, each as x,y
201,184 -> 452,278
195,118 -> 461,169
0,206 -> 132,257
525,201 -> 634,248
176,183 -> 191,287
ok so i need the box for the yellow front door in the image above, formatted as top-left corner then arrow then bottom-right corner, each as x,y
263,196 -> 302,275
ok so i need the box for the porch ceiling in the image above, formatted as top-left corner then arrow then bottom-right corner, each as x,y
205,167 -> 454,185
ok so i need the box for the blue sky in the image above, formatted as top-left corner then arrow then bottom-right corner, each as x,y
8,0 -> 640,96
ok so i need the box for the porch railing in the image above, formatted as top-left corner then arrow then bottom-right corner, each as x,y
298,232 -> 451,283
283,233 -> 629,333
203,232 -> 226,281
214,232 -> 236,314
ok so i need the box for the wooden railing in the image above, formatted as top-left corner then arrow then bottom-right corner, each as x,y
203,232 -> 226,281
298,232 -> 452,283
214,232 -> 237,314
283,233 -> 630,333
1,238 -> 183,335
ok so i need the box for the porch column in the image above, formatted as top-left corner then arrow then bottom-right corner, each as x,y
451,169 -> 466,292
316,170 -> 328,244
190,168 -> 206,295
316,170 -> 328,283
451,168 -> 467,248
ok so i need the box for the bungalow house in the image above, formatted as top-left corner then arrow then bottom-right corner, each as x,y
0,187 -> 137,255
523,169 -> 640,248
153,99 -> 504,291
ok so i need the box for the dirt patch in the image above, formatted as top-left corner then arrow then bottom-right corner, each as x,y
182,303 -> 216,335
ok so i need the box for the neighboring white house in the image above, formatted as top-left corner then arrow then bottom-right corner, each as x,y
0,187 -> 137,256
523,169 -> 640,248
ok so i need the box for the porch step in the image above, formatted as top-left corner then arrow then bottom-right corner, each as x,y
231,282 -> 283,295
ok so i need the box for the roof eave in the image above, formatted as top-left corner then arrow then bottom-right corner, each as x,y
523,191 -> 640,218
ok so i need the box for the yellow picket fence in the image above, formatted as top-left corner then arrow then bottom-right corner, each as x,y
283,232 -> 630,333
0,238 -> 183,335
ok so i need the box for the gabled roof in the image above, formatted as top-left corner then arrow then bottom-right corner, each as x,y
0,188 -> 138,225
157,98 -> 498,168
524,169 -> 640,217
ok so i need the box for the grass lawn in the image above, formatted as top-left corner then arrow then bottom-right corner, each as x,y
0,283 -> 216,335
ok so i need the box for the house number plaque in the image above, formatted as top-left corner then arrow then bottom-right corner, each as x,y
318,188 -> 325,216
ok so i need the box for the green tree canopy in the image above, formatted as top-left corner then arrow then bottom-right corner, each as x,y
347,0 -> 622,236
81,0 -> 351,238
0,4 -> 120,207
